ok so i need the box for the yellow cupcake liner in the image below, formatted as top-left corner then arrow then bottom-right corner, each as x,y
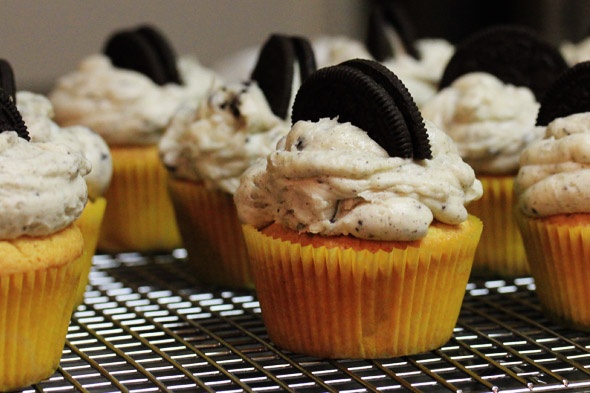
242,215 -> 482,359
0,228 -> 84,391
516,212 -> 590,331
468,175 -> 529,277
168,179 -> 253,289
98,145 -> 182,253
73,197 -> 107,307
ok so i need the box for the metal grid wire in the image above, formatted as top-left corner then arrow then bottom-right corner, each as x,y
15,251 -> 590,393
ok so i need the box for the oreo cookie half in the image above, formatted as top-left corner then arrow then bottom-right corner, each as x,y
103,24 -> 182,85
0,89 -> 29,141
439,25 -> 568,101
536,61 -> 590,126
365,0 -> 420,62
250,34 -> 317,120
0,59 -> 16,104
291,59 -> 431,159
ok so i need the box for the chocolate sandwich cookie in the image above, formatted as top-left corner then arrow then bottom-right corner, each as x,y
365,0 -> 420,62
291,58 -> 431,159
250,34 -> 317,120
0,59 -> 16,104
0,88 -> 29,140
104,24 -> 182,86
439,25 -> 568,101
536,61 -> 590,126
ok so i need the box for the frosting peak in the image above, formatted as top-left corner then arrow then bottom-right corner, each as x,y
516,112 -> 590,217
49,54 -> 221,145
421,72 -> 542,174
159,81 -> 289,194
0,131 -> 90,238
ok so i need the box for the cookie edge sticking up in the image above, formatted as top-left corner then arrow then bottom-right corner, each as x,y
292,59 -> 431,159
439,24 -> 569,101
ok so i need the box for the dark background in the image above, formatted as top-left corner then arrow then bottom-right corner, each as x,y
385,0 -> 590,45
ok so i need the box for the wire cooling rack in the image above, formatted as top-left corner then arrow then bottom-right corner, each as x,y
15,251 -> 590,393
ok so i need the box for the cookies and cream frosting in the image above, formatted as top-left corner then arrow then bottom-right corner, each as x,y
48,54 -> 221,146
159,81 -> 289,194
0,131 -> 90,239
17,91 -> 113,200
234,117 -> 482,241
561,37 -> 590,66
383,38 -> 454,106
516,112 -> 590,217
421,72 -> 542,174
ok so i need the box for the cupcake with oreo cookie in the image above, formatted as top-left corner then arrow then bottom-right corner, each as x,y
159,34 -> 312,288
515,61 -> 590,331
49,24 -> 221,253
17,88 -> 112,306
421,25 -> 569,278
0,88 -> 89,390
235,59 -> 483,358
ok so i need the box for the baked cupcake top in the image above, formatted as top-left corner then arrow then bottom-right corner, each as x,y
48,25 -> 221,146
159,34 -> 315,195
0,90 -> 90,239
17,91 -> 112,200
421,25 -> 568,175
516,62 -> 590,217
234,60 -> 482,241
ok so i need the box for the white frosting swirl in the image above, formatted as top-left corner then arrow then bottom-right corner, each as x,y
561,37 -> 590,66
17,91 -> 113,200
234,118 -> 482,241
312,35 -> 373,68
0,131 -> 90,238
516,112 -> 590,217
421,72 -> 542,174
48,54 -> 221,146
383,39 -> 454,106
159,81 -> 289,194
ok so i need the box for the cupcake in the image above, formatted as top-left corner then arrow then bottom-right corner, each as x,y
234,59 -> 483,358
159,34 -> 314,288
421,25 -> 568,277
49,24 -> 221,253
0,89 -> 89,390
17,90 -> 112,305
515,62 -> 590,331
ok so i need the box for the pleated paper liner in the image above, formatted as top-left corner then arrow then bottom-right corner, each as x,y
516,211 -> 590,331
73,197 -> 107,306
168,178 -> 254,289
242,215 -> 482,359
0,225 -> 84,391
468,175 -> 529,277
98,145 -> 182,253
